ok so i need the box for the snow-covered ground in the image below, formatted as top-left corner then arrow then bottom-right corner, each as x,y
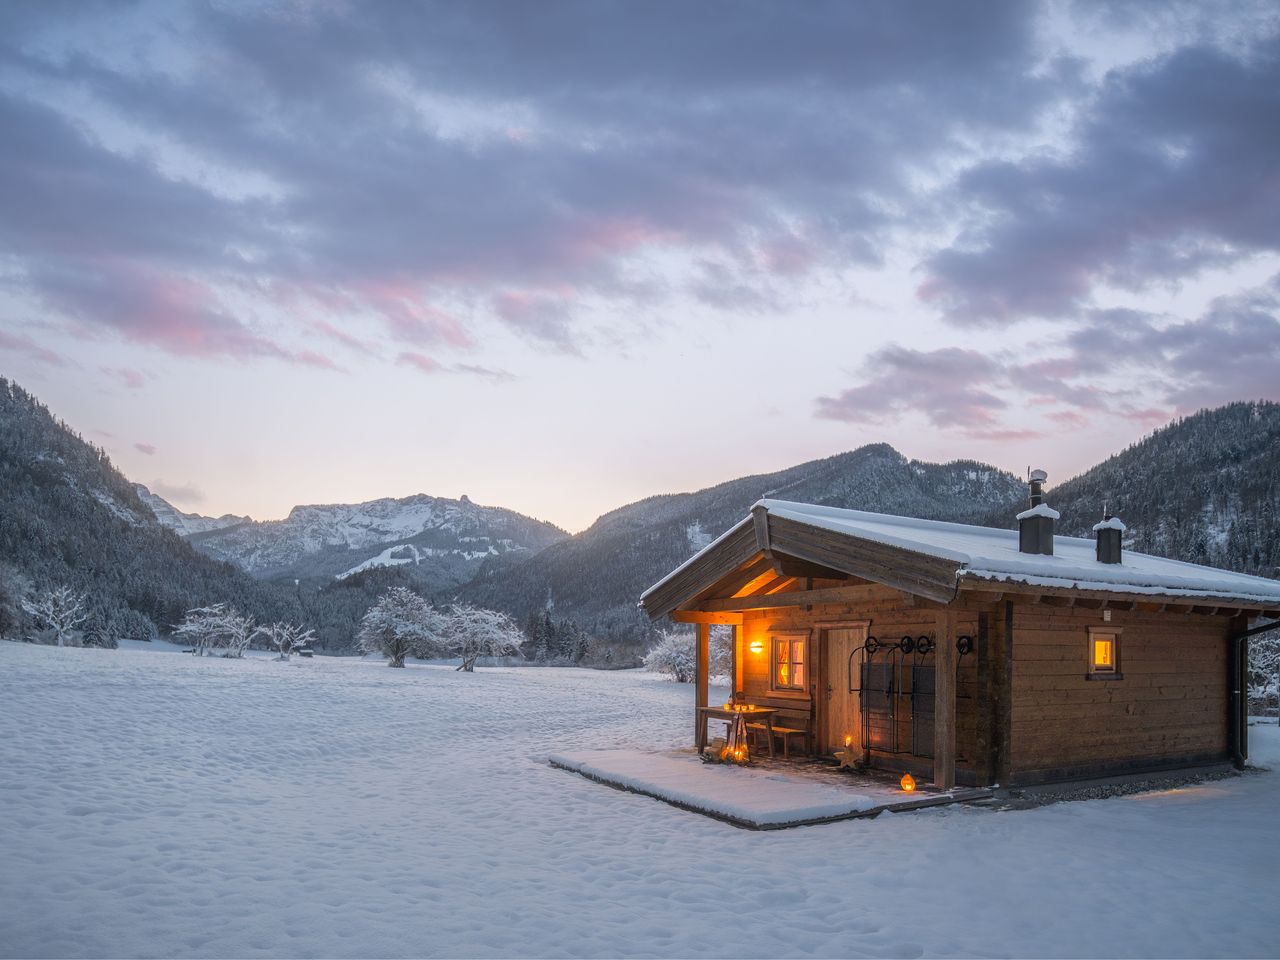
2,642 -> 1278,959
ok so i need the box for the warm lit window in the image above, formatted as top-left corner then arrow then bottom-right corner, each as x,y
1088,627 -> 1122,679
771,634 -> 807,691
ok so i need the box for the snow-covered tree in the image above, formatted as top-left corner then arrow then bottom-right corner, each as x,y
356,587 -> 443,667
1248,623 -> 1280,715
444,603 -> 524,672
709,625 -> 733,678
221,610 -> 256,659
173,603 -> 255,658
256,621 -> 315,661
643,629 -> 696,682
21,584 -> 88,647
642,627 -> 734,682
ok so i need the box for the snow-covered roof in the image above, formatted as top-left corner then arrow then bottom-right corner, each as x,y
642,498 -> 1280,609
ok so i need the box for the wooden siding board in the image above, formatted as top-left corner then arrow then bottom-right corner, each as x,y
1006,600 -> 1231,779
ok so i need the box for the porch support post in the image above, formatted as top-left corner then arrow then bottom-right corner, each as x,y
695,621 -> 710,750
732,624 -> 743,692
934,607 -> 957,789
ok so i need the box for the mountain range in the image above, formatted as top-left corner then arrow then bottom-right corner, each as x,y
3,375 -> 1277,661
163,492 -> 567,592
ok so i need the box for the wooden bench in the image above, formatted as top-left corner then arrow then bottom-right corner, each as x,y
747,720 -> 812,758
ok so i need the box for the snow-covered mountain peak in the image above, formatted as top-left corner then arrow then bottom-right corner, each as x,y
134,484 -> 252,537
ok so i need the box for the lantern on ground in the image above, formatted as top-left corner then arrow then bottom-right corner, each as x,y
900,772 -> 916,792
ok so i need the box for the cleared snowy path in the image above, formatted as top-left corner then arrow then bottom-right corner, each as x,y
1,642 -> 1278,958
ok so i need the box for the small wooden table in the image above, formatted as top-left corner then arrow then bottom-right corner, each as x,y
697,706 -> 780,758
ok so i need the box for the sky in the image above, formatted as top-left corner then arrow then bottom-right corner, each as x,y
2,0 -> 1279,533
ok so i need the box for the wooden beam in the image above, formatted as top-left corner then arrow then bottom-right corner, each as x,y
994,600 -> 1014,786
735,571 -> 784,597
732,624 -> 743,693
689,555 -> 776,605
975,612 -> 994,787
1040,595 -> 1076,607
695,622 -> 709,749
934,608 -> 957,790
774,556 -> 852,580
751,504 -> 772,556
669,610 -> 743,625
962,590 -> 1006,605
697,582 -> 903,613
761,576 -> 798,596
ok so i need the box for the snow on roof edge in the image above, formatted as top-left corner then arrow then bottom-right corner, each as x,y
639,515 -> 753,602
963,569 -> 1280,606
641,499 -> 1280,610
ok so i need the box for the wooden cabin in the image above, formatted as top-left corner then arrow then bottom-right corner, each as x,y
640,473 -> 1280,788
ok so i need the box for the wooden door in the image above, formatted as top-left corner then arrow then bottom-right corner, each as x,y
823,626 -> 865,755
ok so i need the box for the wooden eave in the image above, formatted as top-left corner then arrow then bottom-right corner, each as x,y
955,574 -> 1280,617
642,507 -> 1280,622
764,514 -> 960,604
642,511 -> 963,619
639,519 -> 758,620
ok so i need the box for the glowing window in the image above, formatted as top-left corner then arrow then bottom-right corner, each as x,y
772,635 -> 807,691
1088,627 -> 1122,678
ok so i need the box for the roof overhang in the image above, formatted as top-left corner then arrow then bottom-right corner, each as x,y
640,501 -> 1280,621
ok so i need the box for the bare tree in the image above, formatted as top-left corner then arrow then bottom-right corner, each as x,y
444,604 -> 525,672
356,587 -> 443,667
256,621 -> 315,661
21,584 -> 88,647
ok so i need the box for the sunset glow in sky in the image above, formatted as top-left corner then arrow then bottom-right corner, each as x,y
2,1 -> 1279,531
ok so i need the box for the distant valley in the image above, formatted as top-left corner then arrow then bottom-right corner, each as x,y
3,376 -> 1278,663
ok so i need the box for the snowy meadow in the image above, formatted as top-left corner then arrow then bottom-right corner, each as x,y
2,642 -> 1278,959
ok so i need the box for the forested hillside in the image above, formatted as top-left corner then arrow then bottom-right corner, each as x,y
457,445 -> 1025,661
982,401 -> 1280,579
0,379 -> 304,643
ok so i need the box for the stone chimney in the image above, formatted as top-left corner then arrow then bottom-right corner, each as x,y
1093,508 -> 1125,564
1017,468 -> 1059,556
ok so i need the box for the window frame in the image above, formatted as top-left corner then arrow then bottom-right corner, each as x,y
1086,626 -> 1123,680
769,631 -> 810,696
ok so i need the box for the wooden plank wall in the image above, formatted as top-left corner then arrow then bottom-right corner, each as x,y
733,591 -> 983,782
1008,603 -> 1232,784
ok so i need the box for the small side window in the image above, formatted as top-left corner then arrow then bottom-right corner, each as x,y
1087,627 -> 1122,680
770,633 -> 808,693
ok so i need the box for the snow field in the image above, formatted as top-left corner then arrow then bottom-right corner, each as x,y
2,642 -> 1279,959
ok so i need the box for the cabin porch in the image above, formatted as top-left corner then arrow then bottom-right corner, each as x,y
682,599 -> 979,789
550,746 -> 992,829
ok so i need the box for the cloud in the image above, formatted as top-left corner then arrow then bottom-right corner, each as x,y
396,351 -> 444,374
817,274 -> 1280,433
101,366 -> 146,389
0,0 -> 1063,365
398,352 -> 517,382
918,34 -> 1280,324
816,346 -> 1017,433
134,442 -> 156,455
0,329 -> 66,366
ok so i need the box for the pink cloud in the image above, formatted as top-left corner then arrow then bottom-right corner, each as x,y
0,330 -> 67,367
32,261 -> 347,371
134,442 -> 156,455
101,366 -> 147,389
397,351 -> 444,374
